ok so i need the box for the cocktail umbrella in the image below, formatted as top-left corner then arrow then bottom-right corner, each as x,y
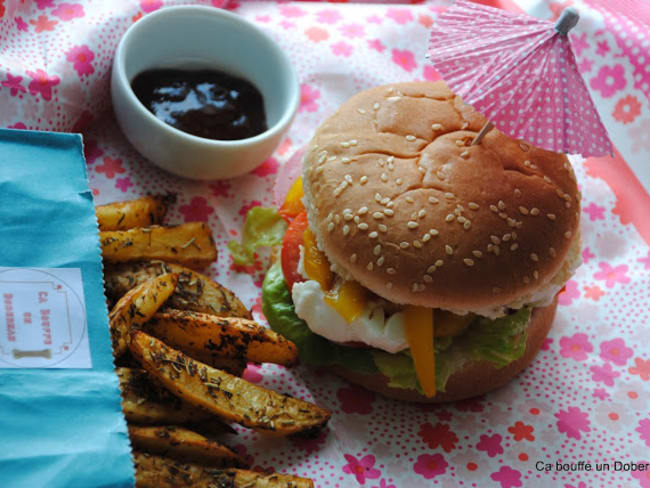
427,0 -> 612,157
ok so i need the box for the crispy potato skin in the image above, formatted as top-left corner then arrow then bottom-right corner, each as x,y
133,452 -> 314,488
146,310 -> 298,366
109,273 -> 178,356
100,223 -> 217,270
103,261 -> 251,319
128,425 -> 246,468
96,195 -> 174,231
129,331 -> 331,435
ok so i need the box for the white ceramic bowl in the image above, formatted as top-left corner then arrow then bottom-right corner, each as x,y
111,6 -> 299,180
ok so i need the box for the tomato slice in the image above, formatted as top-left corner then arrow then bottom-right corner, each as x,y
281,211 -> 309,291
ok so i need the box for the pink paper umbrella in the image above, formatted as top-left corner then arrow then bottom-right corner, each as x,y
427,0 -> 612,157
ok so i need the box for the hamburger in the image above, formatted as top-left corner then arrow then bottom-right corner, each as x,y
261,81 -> 581,403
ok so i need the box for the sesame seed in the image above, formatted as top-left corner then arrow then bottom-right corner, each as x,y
342,157 -> 350,164
334,215 -> 341,224
413,240 -> 422,248
377,257 -> 385,268
461,121 -> 469,129
417,166 -> 426,174
565,201 -> 571,208
530,207 -> 540,216
387,156 -> 394,164
460,150 -> 470,159
523,276 -> 530,284
530,253 -> 539,262
544,176 -> 552,183
349,139 -> 358,146
463,221 -> 472,230
343,225 -> 350,236
369,231 -> 378,238
427,265 -> 437,273
444,192 -> 455,200
367,262 -> 374,271
373,102 -> 380,110
428,197 -> 439,205
345,174 -> 353,183
498,200 -> 506,210
407,221 -> 419,229
490,205 -> 498,213
432,123 -> 443,131
514,189 -> 522,197
523,160 -> 531,167
502,233 -> 511,242
472,250 -> 483,258
400,242 -> 410,249
326,212 -> 333,221
507,218 -> 517,227
350,254 -> 357,263
384,208 -> 394,216
387,96 -> 401,102
455,139 -> 464,147
547,213 -> 556,221
381,197 -> 390,205
357,206 -> 368,215
406,135 -> 416,141
343,213 -> 354,221
396,178 -> 403,185
354,216 -> 360,224
457,216 -> 467,224
373,212 -> 384,220
494,246 -> 501,256
464,258 -> 474,267
360,176 -> 368,185
381,173 -> 388,182
411,283 -> 418,292
519,206 -> 529,215
429,229 -> 439,236
328,155 -> 337,161
418,209 -> 426,218
340,141 -> 350,148
327,222 -> 334,232
387,267 -> 396,275
519,143 -> 530,152
435,259 -> 444,267
445,245 -> 453,255
358,223 -> 368,230
358,108 -> 366,114
533,270 -> 539,280
405,196 -> 414,204
386,282 -> 393,289
468,202 -> 480,210
378,159 -> 385,167
564,231 -> 572,239
510,243 -> 519,251
556,188 -> 564,198
375,193 -> 382,202
387,201 -> 395,208
454,207 -> 462,216
373,245 -> 381,256
490,235 -> 500,245
423,274 -> 433,283
378,224 -> 388,232
549,247 -> 556,257
445,214 -> 455,223
422,233 -> 431,242
499,212 -> 508,219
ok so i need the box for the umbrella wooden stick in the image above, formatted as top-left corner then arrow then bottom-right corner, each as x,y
471,121 -> 494,145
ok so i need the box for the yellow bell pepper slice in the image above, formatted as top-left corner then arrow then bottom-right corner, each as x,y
403,305 -> 435,398
279,177 -> 305,220
325,280 -> 367,323
302,227 -> 333,291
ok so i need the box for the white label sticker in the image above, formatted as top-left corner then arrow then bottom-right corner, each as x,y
0,267 -> 92,368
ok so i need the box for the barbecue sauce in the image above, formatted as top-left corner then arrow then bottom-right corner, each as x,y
131,68 -> 267,141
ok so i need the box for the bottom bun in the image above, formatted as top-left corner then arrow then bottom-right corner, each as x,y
329,297 -> 557,404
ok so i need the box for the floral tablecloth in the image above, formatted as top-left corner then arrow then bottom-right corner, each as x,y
1,1 -> 649,487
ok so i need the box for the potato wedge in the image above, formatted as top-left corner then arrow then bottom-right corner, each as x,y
100,223 -> 217,269
117,367 -> 213,425
133,452 -> 314,488
128,425 -> 246,467
109,273 -> 178,356
96,195 -> 174,231
145,309 -> 298,366
103,260 -> 251,319
129,331 -> 331,435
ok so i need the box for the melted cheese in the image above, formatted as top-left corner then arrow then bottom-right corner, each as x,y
403,306 -> 435,398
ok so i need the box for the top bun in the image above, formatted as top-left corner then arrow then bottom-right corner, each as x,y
302,82 -> 580,310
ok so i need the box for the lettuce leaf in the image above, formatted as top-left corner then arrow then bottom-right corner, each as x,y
228,207 -> 287,266
261,259 -> 532,394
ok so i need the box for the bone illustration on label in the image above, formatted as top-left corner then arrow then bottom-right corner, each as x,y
12,348 -> 52,359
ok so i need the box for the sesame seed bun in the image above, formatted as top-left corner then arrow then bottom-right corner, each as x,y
302,81 -> 580,311
329,297 -> 557,403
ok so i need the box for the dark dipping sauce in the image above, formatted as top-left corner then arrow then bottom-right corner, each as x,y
131,68 -> 267,141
